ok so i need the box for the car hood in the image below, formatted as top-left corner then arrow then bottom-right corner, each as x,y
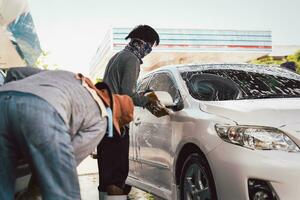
200,98 -> 300,127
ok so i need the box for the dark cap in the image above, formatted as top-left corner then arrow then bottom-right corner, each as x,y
280,61 -> 296,72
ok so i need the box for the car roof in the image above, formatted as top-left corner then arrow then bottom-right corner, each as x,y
152,63 -> 300,81
0,69 -> 5,76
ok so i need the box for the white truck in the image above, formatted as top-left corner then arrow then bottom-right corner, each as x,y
0,0 -> 42,194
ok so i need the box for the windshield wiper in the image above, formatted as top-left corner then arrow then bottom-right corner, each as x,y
240,94 -> 300,99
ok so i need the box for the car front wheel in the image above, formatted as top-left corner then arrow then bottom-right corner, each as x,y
180,153 -> 217,200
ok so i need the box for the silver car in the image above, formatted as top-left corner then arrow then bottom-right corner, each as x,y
127,64 -> 300,200
0,69 -> 32,195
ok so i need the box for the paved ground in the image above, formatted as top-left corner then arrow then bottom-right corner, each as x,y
77,157 -> 159,200
79,174 -> 158,200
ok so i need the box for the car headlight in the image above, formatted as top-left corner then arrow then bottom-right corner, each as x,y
215,124 -> 300,152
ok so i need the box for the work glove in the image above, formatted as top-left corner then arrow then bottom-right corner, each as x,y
146,91 -> 159,104
145,92 -> 169,118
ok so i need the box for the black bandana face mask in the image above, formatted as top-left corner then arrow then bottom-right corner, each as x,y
124,38 -> 152,64
143,42 -> 152,56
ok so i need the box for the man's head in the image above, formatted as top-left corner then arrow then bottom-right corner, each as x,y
280,61 -> 297,72
125,25 -> 160,47
124,25 -> 160,61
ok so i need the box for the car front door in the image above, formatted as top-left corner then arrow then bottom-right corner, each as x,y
129,75 -> 151,179
134,71 -> 182,190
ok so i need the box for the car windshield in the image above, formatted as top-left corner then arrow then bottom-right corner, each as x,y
181,69 -> 300,101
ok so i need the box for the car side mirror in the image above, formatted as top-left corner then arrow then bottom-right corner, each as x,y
154,91 -> 176,107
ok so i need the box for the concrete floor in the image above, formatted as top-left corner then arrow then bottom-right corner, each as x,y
77,157 -> 158,200
79,174 -> 158,200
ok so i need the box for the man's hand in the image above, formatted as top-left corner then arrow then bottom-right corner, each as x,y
146,91 -> 159,104
145,92 -> 169,117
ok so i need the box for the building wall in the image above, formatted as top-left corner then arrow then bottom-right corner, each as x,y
89,27 -> 272,79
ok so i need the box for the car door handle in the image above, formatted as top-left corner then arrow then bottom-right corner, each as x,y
134,118 -> 141,126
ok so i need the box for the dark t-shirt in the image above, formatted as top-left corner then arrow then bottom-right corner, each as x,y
103,50 -> 149,107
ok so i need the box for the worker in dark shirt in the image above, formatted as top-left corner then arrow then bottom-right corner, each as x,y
98,25 -> 160,199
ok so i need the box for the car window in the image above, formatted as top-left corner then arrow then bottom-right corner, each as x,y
148,72 -> 181,102
0,70 -> 5,86
185,73 -> 241,101
137,75 -> 151,94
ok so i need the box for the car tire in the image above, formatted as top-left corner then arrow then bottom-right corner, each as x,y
180,153 -> 217,200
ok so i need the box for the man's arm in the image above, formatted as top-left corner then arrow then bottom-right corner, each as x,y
5,66 -> 44,83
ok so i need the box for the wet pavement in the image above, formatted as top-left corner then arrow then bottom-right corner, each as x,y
77,157 -> 162,200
